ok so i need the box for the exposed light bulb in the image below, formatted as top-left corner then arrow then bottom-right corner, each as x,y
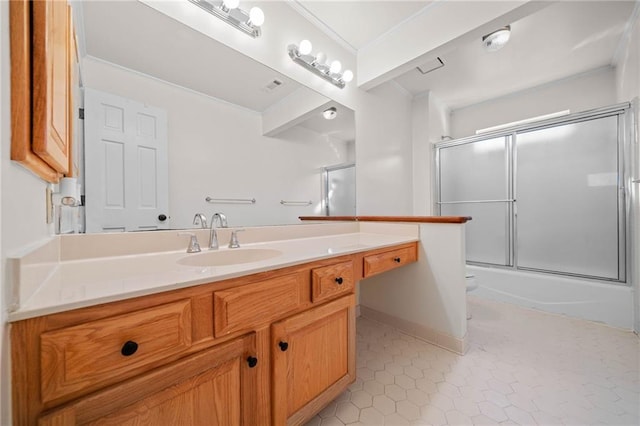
248,7 -> 264,26
342,70 -> 354,83
329,60 -> 342,74
299,39 -> 312,55
222,0 -> 239,10
314,52 -> 326,65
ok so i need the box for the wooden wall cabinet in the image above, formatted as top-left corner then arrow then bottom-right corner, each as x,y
11,243 -> 417,425
10,0 -> 76,182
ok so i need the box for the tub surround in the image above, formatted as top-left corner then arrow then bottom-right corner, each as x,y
9,223 -> 419,321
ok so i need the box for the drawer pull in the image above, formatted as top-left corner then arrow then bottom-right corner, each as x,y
335,277 -> 344,285
278,341 -> 289,352
120,341 -> 139,357
247,356 -> 258,368
393,257 -> 401,263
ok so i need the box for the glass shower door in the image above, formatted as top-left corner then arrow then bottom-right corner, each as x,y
325,164 -> 356,216
515,115 -> 622,280
439,136 -> 512,266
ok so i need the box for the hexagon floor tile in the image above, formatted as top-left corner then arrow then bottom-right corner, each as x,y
304,296 -> 639,425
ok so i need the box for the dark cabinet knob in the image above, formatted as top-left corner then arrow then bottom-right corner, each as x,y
247,356 -> 258,368
335,277 -> 344,285
158,214 -> 167,222
121,340 -> 138,356
278,341 -> 289,352
393,257 -> 401,263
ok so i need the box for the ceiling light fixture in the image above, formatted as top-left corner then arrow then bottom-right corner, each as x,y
288,40 -> 354,89
188,0 -> 264,38
482,25 -> 511,52
323,107 -> 337,120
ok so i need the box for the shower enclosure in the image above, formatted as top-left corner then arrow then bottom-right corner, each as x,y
323,164 -> 356,216
435,103 -> 631,283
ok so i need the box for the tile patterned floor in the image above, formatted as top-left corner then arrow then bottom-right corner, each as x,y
304,296 -> 640,426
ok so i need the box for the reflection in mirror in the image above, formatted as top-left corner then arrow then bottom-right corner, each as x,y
75,0 -> 355,233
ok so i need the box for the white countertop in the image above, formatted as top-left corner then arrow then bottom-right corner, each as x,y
9,232 -> 418,322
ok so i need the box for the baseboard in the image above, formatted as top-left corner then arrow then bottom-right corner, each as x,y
359,305 -> 467,355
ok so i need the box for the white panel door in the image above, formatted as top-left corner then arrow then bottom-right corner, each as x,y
84,89 -> 169,233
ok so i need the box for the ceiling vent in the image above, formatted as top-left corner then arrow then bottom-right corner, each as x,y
262,79 -> 284,93
416,57 -> 444,75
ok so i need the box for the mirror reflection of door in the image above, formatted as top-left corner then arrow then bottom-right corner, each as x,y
324,164 -> 356,216
84,89 -> 170,233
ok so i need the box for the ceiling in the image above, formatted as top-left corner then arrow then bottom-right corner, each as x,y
393,0 -> 635,109
297,103 -> 356,143
82,1 -> 636,117
82,1 -> 301,112
292,0 -> 433,51
291,0 -> 635,110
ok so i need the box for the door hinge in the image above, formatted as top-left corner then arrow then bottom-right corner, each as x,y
79,108 -> 84,119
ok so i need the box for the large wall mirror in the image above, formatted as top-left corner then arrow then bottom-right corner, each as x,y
72,0 -> 355,233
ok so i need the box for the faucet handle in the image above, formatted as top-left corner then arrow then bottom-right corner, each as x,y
228,229 -> 245,249
178,232 -> 201,253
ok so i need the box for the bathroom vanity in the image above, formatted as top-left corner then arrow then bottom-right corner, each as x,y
9,225 -> 419,425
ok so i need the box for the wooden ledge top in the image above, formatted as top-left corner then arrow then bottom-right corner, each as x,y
298,216 -> 472,224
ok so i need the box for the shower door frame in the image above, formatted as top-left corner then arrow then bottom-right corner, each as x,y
434,102 -> 632,284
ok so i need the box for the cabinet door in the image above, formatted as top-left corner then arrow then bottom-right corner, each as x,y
272,295 -> 356,426
31,0 -> 71,174
39,334 -> 259,426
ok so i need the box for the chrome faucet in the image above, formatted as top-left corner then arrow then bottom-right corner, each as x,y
208,219 -> 219,250
228,229 -> 245,249
193,213 -> 208,229
178,232 -> 201,253
212,212 -> 228,228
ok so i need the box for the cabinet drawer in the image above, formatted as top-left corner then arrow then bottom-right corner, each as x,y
214,272 -> 308,337
41,299 -> 192,403
311,260 -> 355,303
363,245 -> 417,278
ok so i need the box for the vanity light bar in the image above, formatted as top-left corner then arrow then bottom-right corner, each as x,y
188,0 -> 263,38
287,43 -> 353,89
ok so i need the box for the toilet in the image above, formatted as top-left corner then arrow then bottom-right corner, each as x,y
466,271 -> 478,320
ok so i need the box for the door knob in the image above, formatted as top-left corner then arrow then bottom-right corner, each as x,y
158,214 -> 167,222
278,341 -> 289,352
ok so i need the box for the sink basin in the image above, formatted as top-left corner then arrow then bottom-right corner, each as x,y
177,248 -> 283,267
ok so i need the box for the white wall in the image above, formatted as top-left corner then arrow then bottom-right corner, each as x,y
412,92 -> 450,216
614,6 -> 640,333
82,58 -> 350,229
355,82 -> 414,215
360,223 -> 467,352
450,66 -> 618,138
1,2 -> 56,422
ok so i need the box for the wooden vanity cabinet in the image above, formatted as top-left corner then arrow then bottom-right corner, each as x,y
11,242 -> 418,425
38,334 -> 259,426
272,295 -> 356,426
